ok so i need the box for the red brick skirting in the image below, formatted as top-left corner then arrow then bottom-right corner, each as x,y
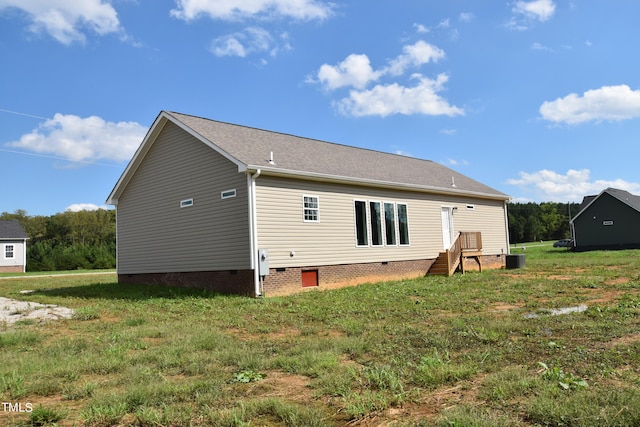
0,266 -> 24,273
263,259 -> 435,296
118,270 -> 255,296
118,255 -> 505,297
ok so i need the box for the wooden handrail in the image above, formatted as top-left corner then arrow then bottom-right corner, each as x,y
446,235 -> 462,274
460,231 -> 482,251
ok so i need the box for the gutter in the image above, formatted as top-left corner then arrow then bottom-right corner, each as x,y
243,165 -> 510,202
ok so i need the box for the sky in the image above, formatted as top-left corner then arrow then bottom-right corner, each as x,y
2,0 -> 640,216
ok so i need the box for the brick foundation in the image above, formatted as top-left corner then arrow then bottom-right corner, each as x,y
0,266 -> 24,273
263,259 -> 435,296
118,270 -> 255,296
118,254 -> 506,297
462,254 -> 506,272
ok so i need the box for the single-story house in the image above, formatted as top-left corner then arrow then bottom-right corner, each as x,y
570,187 -> 640,251
0,220 -> 29,273
107,111 -> 511,296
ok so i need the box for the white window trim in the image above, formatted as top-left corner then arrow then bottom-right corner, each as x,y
369,201 -> 384,247
221,189 -> 237,199
180,198 -> 194,208
4,244 -> 15,259
383,201 -> 398,246
397,203 -> 410,246
302,195 -> 320,223
354,199 -> 370,247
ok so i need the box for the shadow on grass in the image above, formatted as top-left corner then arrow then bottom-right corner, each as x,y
34,281 -> 238,301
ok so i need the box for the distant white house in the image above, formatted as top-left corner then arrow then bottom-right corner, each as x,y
107,111 -> 511,296
0,221 -> 29,273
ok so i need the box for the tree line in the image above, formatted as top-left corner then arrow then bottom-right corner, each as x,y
3,201 -> 580,272
507,202 -> 581,244
1,209 -> 116,271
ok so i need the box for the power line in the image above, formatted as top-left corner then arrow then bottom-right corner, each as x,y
0,108 -> 49,121
0,148 -> 123,168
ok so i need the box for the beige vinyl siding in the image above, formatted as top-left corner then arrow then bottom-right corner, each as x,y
255,176 -> 508,268
116,122 -> 250,274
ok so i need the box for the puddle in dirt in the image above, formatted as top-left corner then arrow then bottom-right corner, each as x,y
524,304 -> 588,319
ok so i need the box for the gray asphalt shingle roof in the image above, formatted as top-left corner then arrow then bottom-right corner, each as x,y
573,188 -> 640,222
166,111 -> 508,200
0,221 -> 28,239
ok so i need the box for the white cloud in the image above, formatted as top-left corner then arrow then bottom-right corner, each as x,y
459,12 -> 474,22
311,40 -> 460,118
513,0 -> 556,22
386,40 -> 445,76
413,23 -> 429,33
311,40 -> 445,90
540,84 -> 640,124
210,27 -> 289,58
7,113 -> 146,163
315,54 -> 382,90
335,74 -> 464,118
531,42 -> 553,52
65,203 -> 110,212
507,169 -> 640,202
0,0 -> 121,44
170,0 -> 333,21
507,0 -> 555,30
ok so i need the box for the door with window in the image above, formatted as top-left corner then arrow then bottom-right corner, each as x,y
441,207 -> 454,250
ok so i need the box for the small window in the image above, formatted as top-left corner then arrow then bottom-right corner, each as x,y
5,244 -> 15,259
354,200 -> 368,246
303,195 -> 319,222
221,189 -> 236,199
384,202 -> 397,245
397,204 -> 410,245
180,198 -> 194,208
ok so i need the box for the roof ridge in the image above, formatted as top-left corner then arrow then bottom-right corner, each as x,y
166,110 -> 435,163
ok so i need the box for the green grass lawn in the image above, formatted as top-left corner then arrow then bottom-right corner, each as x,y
1,246 -> 639,426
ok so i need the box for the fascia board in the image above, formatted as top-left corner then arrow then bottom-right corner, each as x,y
247,165 -> 510,201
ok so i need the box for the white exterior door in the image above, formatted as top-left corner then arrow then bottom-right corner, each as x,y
441,207 -> 454,250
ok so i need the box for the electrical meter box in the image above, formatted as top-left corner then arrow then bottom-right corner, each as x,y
258,249 -> 269,276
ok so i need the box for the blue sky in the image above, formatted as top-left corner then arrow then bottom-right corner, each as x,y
2,0 -> 640,216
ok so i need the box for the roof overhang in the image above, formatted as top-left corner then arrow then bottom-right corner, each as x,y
245,166 -> 510,202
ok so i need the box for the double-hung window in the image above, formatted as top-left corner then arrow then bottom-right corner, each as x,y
303,195 -> 319,222
5,244 -> 15,259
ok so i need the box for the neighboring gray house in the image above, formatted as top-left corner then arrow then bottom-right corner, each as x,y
0,220 -> 28,273
107,111 -> 511,296
570,187 -> 640,251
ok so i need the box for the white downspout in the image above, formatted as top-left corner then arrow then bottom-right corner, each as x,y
248,169 -> 261,297
23,239 -> 27,273
504,200 -> 511,255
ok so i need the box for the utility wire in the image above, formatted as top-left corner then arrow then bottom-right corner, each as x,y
0,108 -> 49,121
0,148 -> 123,168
